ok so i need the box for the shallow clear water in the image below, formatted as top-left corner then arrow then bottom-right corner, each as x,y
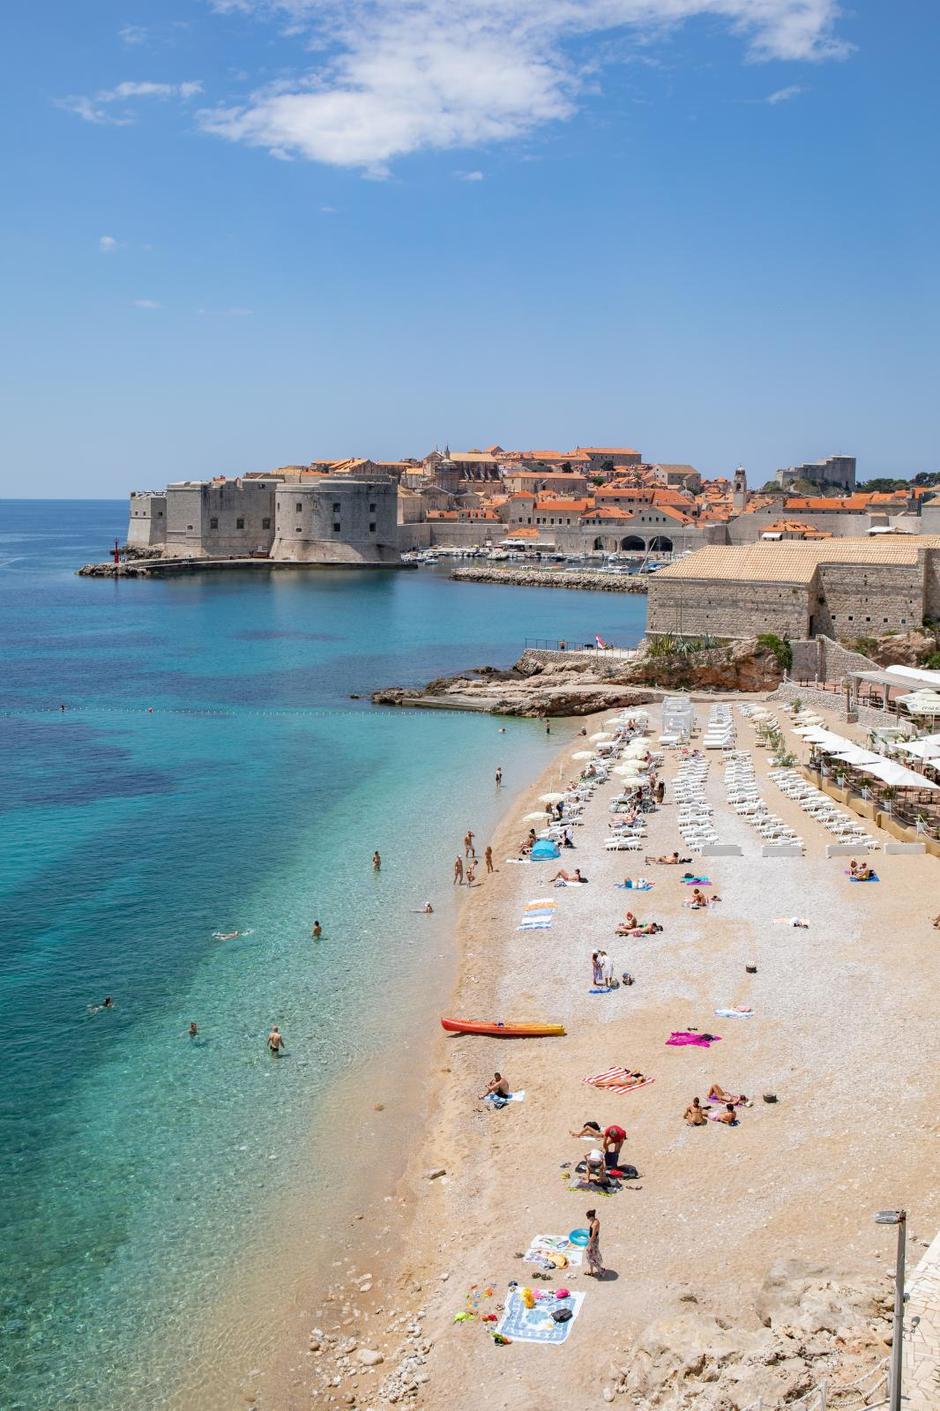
0,501 -> 647,1409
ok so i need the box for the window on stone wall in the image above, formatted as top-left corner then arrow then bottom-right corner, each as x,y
332,503 -> 341,513
262,518 -> 270,529
333,522 -> 341,533
369,522 -> 376,533
369,503 -> 376,512
296,502 -> 302,512
236,518 -> 244,529
210,517 -> 219,529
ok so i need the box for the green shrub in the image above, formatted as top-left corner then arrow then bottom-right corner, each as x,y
756,633 -> 792,672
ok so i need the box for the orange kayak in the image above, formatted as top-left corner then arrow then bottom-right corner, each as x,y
441,1017 -> 566,1038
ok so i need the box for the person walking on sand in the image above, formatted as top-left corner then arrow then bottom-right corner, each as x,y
485,845 -> 494,874
267,1025 -> 285,1056
584,1209 -> 605,1277
372,851 -> 381,871
463,830 -> 476,859
466,861 -> 477,887
311,920 -> 322,940
453,856 -> 464,885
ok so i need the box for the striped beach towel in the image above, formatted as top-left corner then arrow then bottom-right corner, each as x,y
582,1067 -> 655,1096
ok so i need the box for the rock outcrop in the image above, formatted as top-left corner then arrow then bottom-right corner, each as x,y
372,639 -> 781,716
844,629 -> 940,669
609,1261 -> 891,1409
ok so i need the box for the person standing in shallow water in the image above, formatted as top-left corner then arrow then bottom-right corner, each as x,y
267,1025 -> 285,1056
495,767 -> 502,788
372,851 -> 381,871
311,920 -> 322,940
485,845 -> 494,874
453,856 -> 463,885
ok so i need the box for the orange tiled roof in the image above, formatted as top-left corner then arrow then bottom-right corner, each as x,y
505,527 -> 542,539
579,446 -> 640,455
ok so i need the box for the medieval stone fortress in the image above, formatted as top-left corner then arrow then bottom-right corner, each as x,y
125,444 -> 940,643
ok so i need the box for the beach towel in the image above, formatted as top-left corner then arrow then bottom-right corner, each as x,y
615,880 -> 653,890
506,858 -> 533,865
583,1067 -> 655,1096
516,921 -> 553,931
525,900 -> 556,910
496,1288 -> 585,1344
848,873 -> 879,882
523,907 -> 555,916
524,1235 -> 583,1269
706,1094 -> 746,1107
588,987 -> 614,995
484,1090 -> 525,1107
666,1031 -> 722,1048
714,1008 -> 753,1019
680,877 -> 710,885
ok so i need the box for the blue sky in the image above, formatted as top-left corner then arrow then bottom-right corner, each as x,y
2,0 -> 938,497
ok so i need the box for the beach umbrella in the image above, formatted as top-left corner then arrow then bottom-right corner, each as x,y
898,691 -> 940,716
540,792 -> 565,803
613,762 -> 648,777
623,740 -> 650,757
571,750 -> 594,760
590,732 -> 615,741
524,812 -> 550,822
898,736 -> 940,760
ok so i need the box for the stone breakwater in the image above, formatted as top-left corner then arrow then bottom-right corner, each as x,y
450,566 -> 648,592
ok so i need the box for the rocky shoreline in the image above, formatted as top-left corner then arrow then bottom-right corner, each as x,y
450,566 -> 648,592
371,640 -> 783,716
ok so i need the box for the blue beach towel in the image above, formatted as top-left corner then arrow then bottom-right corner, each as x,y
496,1289 -> 585,1344
848,873 -> 879,882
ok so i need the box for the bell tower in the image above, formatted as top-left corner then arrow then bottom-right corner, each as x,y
732,465 -> 748,513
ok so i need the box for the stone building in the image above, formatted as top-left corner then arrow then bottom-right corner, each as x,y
126,471 -> 400,565
128,491 -> 167,546
775,454 -> 856,492
647,537 -> 940,641
270,474 -> 399,564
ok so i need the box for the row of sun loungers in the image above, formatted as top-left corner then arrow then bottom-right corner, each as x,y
768,769 -> 879,849
724,750 -> 805,851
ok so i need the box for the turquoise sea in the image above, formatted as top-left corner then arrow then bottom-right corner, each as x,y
0,501 -> 647,1410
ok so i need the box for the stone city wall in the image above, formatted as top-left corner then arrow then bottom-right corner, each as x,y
647,578 -> 811,640
812,562 -> 923,637
789,635 -> 879,684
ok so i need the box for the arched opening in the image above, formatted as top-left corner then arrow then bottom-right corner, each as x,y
620,535 -> 645,551
648,535 -> 673,553
592,536 -> 605,551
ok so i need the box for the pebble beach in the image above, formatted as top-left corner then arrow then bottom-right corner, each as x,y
268,693 -> 940,1411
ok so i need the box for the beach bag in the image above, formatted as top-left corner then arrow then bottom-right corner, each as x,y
551,1308 -> 573,1322
618,1164 -> 639,1180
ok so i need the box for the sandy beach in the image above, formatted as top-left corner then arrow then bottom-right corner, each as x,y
271,695 -> 940,1411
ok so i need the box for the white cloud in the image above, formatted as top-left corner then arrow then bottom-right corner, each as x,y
765,83 -> 803,103
57,79 -> 203,124
454,169 -> 484,181
320,204 -> 338,212
119,24 -> 148,46
99,235 -> 119,253
133,298 -> 162,309
198,0 -> 849,173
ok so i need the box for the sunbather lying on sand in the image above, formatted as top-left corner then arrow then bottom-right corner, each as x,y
646,851 -> 685,864
550,867 -> 588,883
710,1104 -> 739,1125
595,1070 -> 644,1088
683,1097 -> 707,1126
773,916 -> 809,928
617,921 -> 663,936
707,1083 -> 747,1105
570,1120 -> 602,1138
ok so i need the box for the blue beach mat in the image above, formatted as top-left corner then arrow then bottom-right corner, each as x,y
497,1289 -> 585,1344
848,873 -> 879,882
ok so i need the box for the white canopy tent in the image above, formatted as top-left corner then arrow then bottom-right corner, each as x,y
856,759 -> 938,789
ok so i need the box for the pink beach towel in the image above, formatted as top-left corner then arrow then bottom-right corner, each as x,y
582,1067 -> 655,1096
666,1031 -> 722,1048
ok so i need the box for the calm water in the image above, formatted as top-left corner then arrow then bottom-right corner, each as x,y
0,501 -> 647,1410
